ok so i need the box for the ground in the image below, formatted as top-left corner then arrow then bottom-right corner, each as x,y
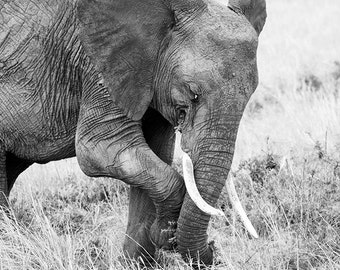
1,0 -> 340,269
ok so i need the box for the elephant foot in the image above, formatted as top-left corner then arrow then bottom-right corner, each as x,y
118,253 -> 154,269
123,225 -> 156,266
123,187 -> 157,264
123,187 -> 182,265
121,220 -> 177,269
150,219 -> 177,251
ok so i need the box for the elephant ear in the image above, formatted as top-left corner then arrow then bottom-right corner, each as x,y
228,0 -> 267,35
77,0 -> 173,120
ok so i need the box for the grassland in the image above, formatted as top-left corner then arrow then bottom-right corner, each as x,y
1,0 -> 340,269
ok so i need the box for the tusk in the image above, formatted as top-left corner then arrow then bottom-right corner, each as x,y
182,152 -> 225,217
178,131 -> 258,238
226,175 -> 259,238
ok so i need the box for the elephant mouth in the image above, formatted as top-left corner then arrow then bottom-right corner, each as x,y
181,148 -> 259,239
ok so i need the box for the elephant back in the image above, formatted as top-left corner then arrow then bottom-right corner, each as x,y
0,0 -> 79,81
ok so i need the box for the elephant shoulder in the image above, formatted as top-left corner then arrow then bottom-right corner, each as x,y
0,0 -> 76,64
0,0 -> 81,88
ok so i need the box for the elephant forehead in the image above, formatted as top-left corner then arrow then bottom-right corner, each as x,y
176,37 -> 256,86
200,1 -> 258,45
181,2 -> 258,67
177,48 -> 216,77
210,0 -> 230,8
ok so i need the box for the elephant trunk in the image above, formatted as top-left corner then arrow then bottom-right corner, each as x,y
176,140 -> 227,265
176,123 -> 256,266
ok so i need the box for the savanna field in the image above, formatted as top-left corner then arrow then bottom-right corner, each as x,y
1,0 -> 340,269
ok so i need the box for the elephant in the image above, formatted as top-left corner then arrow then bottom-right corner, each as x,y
0,0 -> 266,266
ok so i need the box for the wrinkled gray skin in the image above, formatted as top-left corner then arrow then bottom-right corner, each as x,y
0,0 -> 266,266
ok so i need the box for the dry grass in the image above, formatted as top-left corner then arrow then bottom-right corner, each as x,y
1,0 -> 340,269
235,0 -> 340,165
2,147 -> 340,269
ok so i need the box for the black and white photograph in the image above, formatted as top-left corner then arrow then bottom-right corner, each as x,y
0,0 -> 339,269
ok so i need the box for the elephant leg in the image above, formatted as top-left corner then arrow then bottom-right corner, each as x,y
123,108 -> 177,262
76,88 -> 185,255
123,187 -> 156,264
0,150 -> 32,209
6,153 -> 32,193
0,144 -> 8,208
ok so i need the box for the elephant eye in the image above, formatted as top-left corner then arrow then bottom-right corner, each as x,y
177,108 -> 186,126
192,94 -> 199,103
185,83 -> 200,103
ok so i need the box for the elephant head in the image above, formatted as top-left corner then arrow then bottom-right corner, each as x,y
153,0 -> 266,265
77,0 -> 266,266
